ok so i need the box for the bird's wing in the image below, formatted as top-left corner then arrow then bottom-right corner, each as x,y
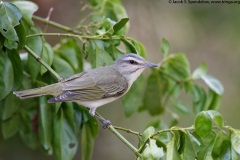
48,68 -> 128,103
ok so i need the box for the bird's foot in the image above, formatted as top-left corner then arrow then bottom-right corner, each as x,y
102,119 -> 111,129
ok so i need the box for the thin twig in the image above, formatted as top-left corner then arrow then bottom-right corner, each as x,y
24,45 -> 63,82
33,15 -> 80,34
113,126 -> 143,137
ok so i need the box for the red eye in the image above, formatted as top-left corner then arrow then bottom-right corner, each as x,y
129,60 -> 135,64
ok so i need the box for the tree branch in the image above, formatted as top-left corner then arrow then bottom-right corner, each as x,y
24,45 -> 63,82
113,126 -> 142,137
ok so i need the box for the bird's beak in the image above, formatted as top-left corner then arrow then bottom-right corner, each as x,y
145,62 -> 158,68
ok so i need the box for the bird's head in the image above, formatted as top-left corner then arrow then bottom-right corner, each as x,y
112,53 -> 158,86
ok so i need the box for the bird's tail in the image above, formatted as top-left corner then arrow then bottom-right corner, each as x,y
13,83 -> 62,99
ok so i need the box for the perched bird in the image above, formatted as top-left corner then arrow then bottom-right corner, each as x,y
14,53 -> 158,128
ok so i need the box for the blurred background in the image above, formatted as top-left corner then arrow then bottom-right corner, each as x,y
1,0 -> 240,159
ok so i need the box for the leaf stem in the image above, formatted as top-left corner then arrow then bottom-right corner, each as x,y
95,112 -> 141,157
33,15 -> 80,34
113,126 -> 142,137
24,45 -> 63,82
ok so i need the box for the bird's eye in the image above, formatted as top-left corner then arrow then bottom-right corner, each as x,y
129,60 -> 135,64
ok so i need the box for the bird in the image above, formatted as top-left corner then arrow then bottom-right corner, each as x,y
13,53 -> 158,128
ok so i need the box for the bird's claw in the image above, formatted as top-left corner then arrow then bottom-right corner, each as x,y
102,120 -> 111,129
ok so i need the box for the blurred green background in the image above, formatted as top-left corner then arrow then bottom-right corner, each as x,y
1,0 -> 240,159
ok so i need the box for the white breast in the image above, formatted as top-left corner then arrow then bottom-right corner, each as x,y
75,97 -> 118,109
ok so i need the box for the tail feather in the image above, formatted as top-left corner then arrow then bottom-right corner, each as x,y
13,83 -> 62,99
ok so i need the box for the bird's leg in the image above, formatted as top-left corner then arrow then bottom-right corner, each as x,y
89,108 -> 111,129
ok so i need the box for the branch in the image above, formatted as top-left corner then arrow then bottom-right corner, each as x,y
33,15 -> 80,34
24,45 -> 63,82
113,126 -> 142,137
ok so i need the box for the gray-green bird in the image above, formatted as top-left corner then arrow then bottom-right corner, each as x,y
14,53 -> 158,128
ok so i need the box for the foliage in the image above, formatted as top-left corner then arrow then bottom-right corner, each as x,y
0,0 -> 239,160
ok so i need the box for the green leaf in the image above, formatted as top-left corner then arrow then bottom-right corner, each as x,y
142,126 -> 155,142
12,1 -> 38,26
166,135 -> 181,160
171,100 -> 190,115
208,90 -> 222,110
231,129 -> 240,154
54,39 -> 83,73
206,110 -> 224,130
26,26 -> 43,82
161,38 -> 170,56
122,75 -> 145,117
203,135 -> 216,160
194,111 -> 212,137
212,132 -> 230,159
40,41 -> 54,75
53,108 -> 78,160
142,139 -> 164,160
0,2 -> 22,41
7,49 -> 23,90
130,39 -> 146,58
4,39 -> 18,49
120,36 -> 138,54
95,46 -> 113,68
164,53 -> 190,81
190,84 -> 206,113
143,69 -> 163,116
81,112 -> 98,160
2,93 -> 20,120
38,96 -> 53,154
0,50 -> 14,100
15,19 -> 26,49
2,114 -> 20,139
180,131 -> 197,159
113,18 -> 129,34
192,62 -> 207,79
201,74 -> 224,95
53,55 -> 75,78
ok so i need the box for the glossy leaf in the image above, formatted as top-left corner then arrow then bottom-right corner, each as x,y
113,18 -> 129,34
52,55 -> 75,78
7,49 -> 23,90
231,129 -> 240,154
12,1 -> 38,26
38,97 -> 53,154
120,36 -> 138,54
164,53 -> 190,81
208,90 -> 222,110
0,50 -> 14,100
26,27 -> 43,82
4,38 -> 18,49
142,139 -> 164,160
0,2 -> 22,41
130,39 -> 146,58
206,110 -> 224,130
171,100 -> 190,115
143,69 -> 163,116
190,84 -> 206,113
142,126 -> 155,142
192,62 -> 207,79
53,108 -> 78,160
194,111 -> 212,137
95,46 -> 113,68
122,75 -> 145,117
201,74 -> 224,95
40,41 -> 54,75
166,136 -> 181,160
161,38 -> 170,56
54,39 -> 83,73
2,114 -> 20,139
2,93 -> 20,120
180,131 -> 196,159
81,113 -> 98,160
212,132 -> 230,159
15,19 -> 26,49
